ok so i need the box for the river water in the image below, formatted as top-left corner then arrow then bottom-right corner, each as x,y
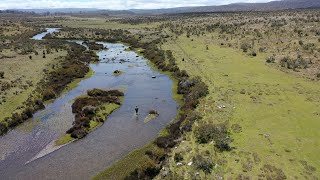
0,28 -> 178,179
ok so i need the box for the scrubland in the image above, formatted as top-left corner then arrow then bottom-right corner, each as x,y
1,9 -> 319,179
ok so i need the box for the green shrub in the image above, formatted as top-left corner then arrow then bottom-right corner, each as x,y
193,155 -> 214,175
174,153 -> 184,162
195,123 -> 231,151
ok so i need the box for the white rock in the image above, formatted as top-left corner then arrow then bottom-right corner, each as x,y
188,162 -> 193,166
176,162 -> 183,166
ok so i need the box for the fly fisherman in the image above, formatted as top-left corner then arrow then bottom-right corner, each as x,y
135,106 -> 139,115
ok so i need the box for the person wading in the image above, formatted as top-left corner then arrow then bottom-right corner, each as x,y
135,106 -> 139,115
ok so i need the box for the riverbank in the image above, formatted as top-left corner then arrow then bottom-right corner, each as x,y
0,38 -> 99,135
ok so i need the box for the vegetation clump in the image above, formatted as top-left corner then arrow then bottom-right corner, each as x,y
113,70 -> 123,76
83,41 -> 104,50
195,123 -> 231,151
0,71 -> 4,79
193,155 -> 214,175
66,88 -> 123,139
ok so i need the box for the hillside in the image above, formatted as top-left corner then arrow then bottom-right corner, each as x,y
9,0 -> 320,16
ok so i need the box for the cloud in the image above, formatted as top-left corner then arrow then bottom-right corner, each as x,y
0,0 -> 274,10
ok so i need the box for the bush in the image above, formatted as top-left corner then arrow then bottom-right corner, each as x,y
0,122 -> 8,135
240,42 -> 251,52
195,123 -> 231,151
266,56 -> 276,63
87,88 -> 124,97
193,155 -> 214,174
174,153 -> 184,162
0,71 -> 4,79
43,89 -> 56,101
149,109 -> 159,115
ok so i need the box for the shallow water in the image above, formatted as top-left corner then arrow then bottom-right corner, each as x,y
31,28 -> 60,40
0,30 -> 178,179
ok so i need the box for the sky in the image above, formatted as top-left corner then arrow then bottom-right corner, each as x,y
0,0 -> 274,10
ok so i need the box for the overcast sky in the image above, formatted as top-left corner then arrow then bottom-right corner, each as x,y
0,0 -> 274,10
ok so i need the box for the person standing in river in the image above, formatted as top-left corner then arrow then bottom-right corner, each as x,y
135,106 -> 139,115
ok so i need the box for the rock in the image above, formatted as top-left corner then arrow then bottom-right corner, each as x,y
152,76 -> 156,79
176,162 -> 183,166
188,162 -> 193,166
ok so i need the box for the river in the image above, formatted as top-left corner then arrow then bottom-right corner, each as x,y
0,28 -> 178,179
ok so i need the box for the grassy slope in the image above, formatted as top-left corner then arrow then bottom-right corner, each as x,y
160,34 -> 320,179
0,51 -> 67,122
94,143 -> 163,180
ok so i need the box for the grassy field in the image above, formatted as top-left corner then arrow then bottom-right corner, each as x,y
0,50 -> 67,122
159,34 -> 320,179
49,17 -> 159,30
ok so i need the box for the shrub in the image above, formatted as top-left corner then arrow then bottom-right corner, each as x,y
240,42 -> 251,52
43,88 -> 56,101
0,71 -> 4,79
174,153 -> 184,162
193,155 -> 214,175
87,88 -> 124,97
250,51 -> 257,56
195,123 -> 231,151
299,40 -> 303,46
266,56 -> 276,63
125,166 -> 160,180
149,109 -> 159,115
0,122 -> 8,135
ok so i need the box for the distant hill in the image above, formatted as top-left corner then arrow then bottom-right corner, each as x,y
8,0 -> 320,16
130,0 -> 320,14
8,8 -> 134,16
